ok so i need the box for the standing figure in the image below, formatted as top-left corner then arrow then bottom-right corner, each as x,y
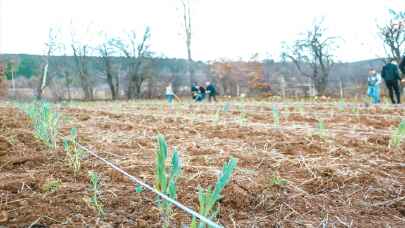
165,83 -> 175,104
195,85 -> 206,102
367,68 -> 381,104
191,82 -> 199,100
382,59 -> 401,104
206,81 -> 217,102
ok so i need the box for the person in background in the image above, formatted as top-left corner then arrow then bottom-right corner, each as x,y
367,68 -> 381,104
191,82 -> 199,100
165,83 -> 175,104
195,85 -> 206,102
381,59 -> 401,104
206,81 -> 217,102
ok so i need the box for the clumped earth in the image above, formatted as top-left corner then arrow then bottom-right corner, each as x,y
0,101 -> 404,227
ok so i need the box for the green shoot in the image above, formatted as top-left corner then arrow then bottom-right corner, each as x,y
88,171 -> 104,217
17,102 -> 60,149
223,102 -> 230,112
338,99 -> 345,112
64,128 -> 85,177
191,158 -> 237,228
41,179 -> 62,193
272,105 -> 280,128
389,120 -> 405,148
317,119 -> 327,137
269,174 -> 288,187
155,135 -> 182,228
213,108 -> 221,125
238,105 -> 247,124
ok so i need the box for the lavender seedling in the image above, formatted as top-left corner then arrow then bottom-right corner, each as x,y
272,105 -> 280,128
389,120 -> 405,148
88,171 -> 104,217
155,135 -> 182,228
190,158 -> 237,228
64,128 -> 85,177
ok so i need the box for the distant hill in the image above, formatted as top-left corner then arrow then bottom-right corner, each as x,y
0,54 -> 389,99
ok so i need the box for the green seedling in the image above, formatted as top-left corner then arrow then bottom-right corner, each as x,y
190,158 -> 237,228
269,174 -> 288,187
88,171 -> 104,217
155,135 -> 182,228
238,105 -> 247,125
64,128 -> 85,177
338,99 -> 345,112
223,102 -> 230,112
272,105 -> 280,128
42,179 -> 62,193
389,120 -> 405,148
213,108 -> 221,125
317,119 -> 327,137
17,102 -> 61,149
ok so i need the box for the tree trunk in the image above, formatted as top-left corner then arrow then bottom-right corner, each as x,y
65,72 -> 72,101
135,82 -> 142,99
37,63 -> 48,100
102,56 -> 117,100
115,74 -> 119,99
127,77 -> 135,99
107,73 -> 116,100
127,61 -> 143,100
187,51 -> 194,84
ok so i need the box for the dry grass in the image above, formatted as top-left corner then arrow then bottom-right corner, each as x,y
1,100 -> 404,227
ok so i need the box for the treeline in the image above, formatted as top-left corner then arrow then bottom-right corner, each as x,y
0,9 -> 403,100
0,53 -> 385,100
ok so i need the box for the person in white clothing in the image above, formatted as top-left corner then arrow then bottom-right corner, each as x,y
367,68 -> 382,104
165,83 -> 175,104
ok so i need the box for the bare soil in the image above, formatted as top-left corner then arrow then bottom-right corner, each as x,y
0,101 -> 404,227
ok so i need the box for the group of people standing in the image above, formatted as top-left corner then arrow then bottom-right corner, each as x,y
367,56 -> 405,104
166,56 -> 405,105
165,81 -> 217,104
191,82 -> 217,102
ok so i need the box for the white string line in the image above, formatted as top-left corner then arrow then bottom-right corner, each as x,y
66,140 -> 224,228
63,107 -> 397,137
15,103 -> 221,227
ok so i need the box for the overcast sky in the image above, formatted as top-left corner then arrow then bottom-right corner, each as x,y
0,0 -> 403,62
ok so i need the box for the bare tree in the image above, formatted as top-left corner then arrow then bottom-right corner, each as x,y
378,10 -> 405,65
71,41 -> 94,100
112,28 -> 151,99
282,21 -> 338,96
98,38 -> 119,100
37,28 -> 59,100
180,0 -> 194,84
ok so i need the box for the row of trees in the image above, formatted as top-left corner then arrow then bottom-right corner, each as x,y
7,0 -> 194,101
2,8 -> 404,99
